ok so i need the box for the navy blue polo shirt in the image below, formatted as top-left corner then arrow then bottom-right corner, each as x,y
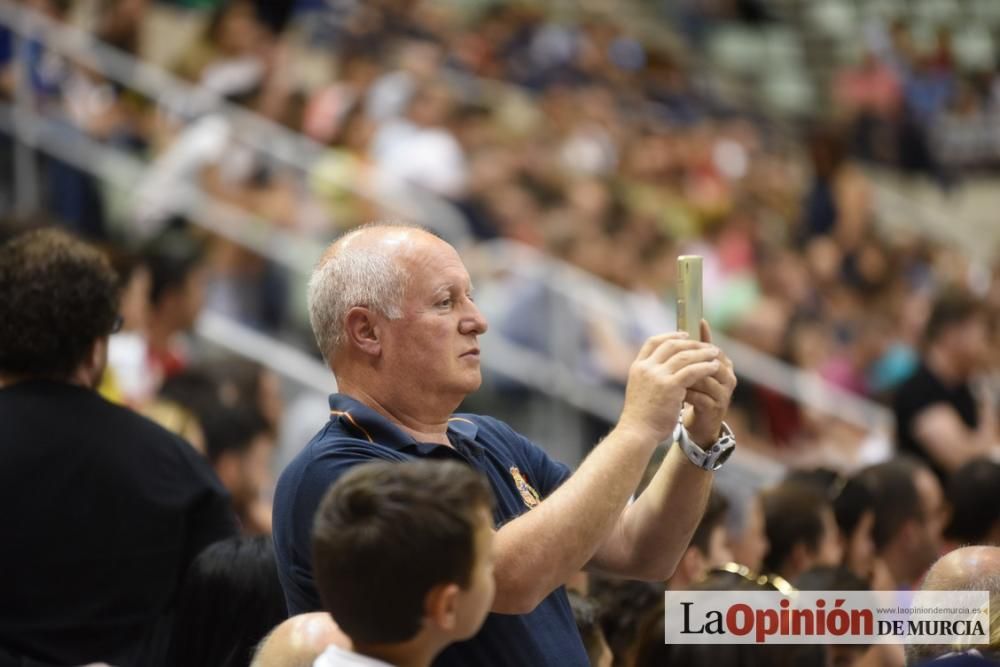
273,394 -> 589,667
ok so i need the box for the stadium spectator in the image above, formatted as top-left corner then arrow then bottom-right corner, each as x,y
200,404 -> 276,535
833,474 -> 878,583
943,459 -> 1000,547
144,226 -> 209,380
667,490 -> 734,590
0,228 -> 235,666
633,570 -> 826,667
568,591 -> 613,667
893,289 -> 998,480
588,577 -> 662,667
761,481 -> 843,582
859,458 -> 945,590
310,461 -> 496,667
168,536 -> 287,667
273,223 -> 737,666
727,492 -> 770,573
250,613 -> 350,667
906,546 -> 1000,665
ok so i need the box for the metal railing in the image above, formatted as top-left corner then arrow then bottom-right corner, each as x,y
0,2 -> 895,448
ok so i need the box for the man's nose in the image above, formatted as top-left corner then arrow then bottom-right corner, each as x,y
460,301 -> 488,335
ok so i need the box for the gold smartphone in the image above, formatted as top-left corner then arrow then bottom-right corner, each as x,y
677,255 -> 703,341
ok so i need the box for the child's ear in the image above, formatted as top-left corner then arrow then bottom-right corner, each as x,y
425,583 -> 462,632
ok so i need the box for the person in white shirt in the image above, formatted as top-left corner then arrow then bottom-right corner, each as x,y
311,461 -> 496,667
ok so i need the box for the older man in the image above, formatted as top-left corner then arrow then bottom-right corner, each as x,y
273,224 -> 738,666
906,546 -> 1000,664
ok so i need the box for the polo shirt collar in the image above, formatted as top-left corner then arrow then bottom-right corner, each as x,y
328,393 -> 479,448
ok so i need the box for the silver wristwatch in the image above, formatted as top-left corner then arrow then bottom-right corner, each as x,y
674,420 -> 736,471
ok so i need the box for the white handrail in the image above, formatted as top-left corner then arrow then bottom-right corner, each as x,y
1,100 -> 892,431
0,2 -> 473,245
475,239 -> 894,432
0,2 -> 896,434
196,310 -> 336,394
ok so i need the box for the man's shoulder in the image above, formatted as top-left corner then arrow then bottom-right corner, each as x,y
453,412 -> 524,443
276,421 -> 406,498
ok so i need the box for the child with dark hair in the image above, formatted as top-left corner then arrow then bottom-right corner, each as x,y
311,460 -> 496,667
568,591 -> 613,667
168,536 -> 287,667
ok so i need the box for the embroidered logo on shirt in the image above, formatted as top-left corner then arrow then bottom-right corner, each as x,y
509,466 -> 541,509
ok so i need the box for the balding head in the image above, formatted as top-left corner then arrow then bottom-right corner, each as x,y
907,547 -> 1000,665
251,612 -> 350,667
307,223 -> 446,365
922,547 -> 1000,592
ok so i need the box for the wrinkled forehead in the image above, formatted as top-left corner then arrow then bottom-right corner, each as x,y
398,237 -> 472,291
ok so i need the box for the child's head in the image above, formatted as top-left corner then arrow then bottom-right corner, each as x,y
312,460 -> 496,650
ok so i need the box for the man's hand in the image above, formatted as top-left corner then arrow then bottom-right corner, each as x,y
618,332 -> 722,446
683,320 -> 737,447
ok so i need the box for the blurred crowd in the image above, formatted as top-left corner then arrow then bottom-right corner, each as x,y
2,0 -> 999,463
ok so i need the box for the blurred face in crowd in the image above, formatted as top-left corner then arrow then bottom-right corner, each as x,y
912,467 -> 946,570
731,497 -> 769,573
216,432 -> 275,514
119,265 -> 151,332
843,509 -> 877,582
705,524 -> 735,572
216,1 -> 261,55
813,507 -> 845,569
378,234 -> 488,402
951,314 -> 990,376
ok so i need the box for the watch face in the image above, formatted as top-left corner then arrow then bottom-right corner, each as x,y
715,445 -> 735,468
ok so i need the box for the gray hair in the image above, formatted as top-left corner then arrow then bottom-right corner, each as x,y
307,224 -> 414,363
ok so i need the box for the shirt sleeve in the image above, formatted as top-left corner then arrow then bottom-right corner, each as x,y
486,417 -> 572,498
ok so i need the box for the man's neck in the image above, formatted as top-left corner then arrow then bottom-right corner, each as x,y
351,639 -> 439,667
0,371 -> 92,390
338,381 -> 457,447
926,347 -> 965,386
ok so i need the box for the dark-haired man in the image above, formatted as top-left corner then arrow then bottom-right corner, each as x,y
859,458 -> 944,590
667,490 -> 734,590
0,229 -> 235,666
893,289 -> 998,480
143,227 -> 208,379
761,482 -> 842,583
311,460 -> 496,667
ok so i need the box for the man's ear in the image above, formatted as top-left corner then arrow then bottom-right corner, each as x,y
424,582 -> 461,633
343,306 -> 381,356
789,541 -> 812,575
83,336 -> 109,388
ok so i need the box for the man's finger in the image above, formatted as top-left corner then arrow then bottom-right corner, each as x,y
685,390 -> 718,412
637,332 -> 689,361
700,319 -> 713,345
672,360 -> 721,388
649,339 -> 713,365
662,348 -> 721,373
687,376 -> 728,403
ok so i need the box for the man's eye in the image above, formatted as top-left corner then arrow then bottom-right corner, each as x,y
438,298 -> 452,307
